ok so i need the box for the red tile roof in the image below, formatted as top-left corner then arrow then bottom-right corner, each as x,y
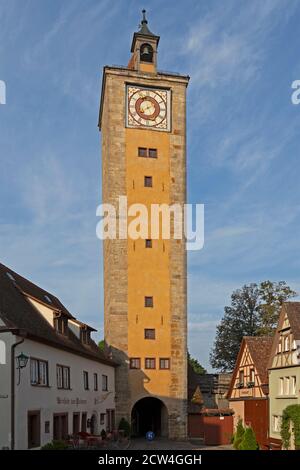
0,263 -> 116,366
243,336 -> 273,384
283,302 -> 300,340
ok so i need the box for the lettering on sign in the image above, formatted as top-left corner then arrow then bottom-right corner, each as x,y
240,388 -> 253,397
56,397 -> 87,406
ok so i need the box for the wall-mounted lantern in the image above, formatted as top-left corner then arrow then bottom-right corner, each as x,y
16,352 -> 29,385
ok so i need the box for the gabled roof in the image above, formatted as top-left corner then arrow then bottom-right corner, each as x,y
227,336 -> 273,398
0,263 -> 116,367
244,336 -> 274,384
268,302 -> 300,369
283,302 -> 300,340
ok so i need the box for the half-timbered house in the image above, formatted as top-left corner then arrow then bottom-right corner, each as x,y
227,336 -> 273,449
268,302 -> 300,449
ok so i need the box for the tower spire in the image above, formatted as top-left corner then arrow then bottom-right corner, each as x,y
138,9 -> 155,36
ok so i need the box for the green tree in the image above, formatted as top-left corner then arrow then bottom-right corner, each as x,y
98,339 -> 105,351
210,284 -> 260,371
280,404 -> 300,450
233,418 -> 245,450
238,427 -> 258,450
257,281 -> 296,335
188,352 -> 207,375
210,281 -> 296,371
118,417 -> 131,437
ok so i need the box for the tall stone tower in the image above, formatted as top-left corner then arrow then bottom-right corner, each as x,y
98,11 -> 189,440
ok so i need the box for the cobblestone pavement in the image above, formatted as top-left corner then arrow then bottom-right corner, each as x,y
130,438 -> 233,450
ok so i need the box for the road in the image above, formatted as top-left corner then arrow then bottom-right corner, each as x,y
130,438 -> 233,450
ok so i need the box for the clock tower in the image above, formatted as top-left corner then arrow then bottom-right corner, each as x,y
98,11 -> 189,440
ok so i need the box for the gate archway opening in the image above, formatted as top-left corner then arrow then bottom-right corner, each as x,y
131,397 -> 168,437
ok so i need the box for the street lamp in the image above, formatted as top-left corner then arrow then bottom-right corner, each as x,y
16,352 -> 29,385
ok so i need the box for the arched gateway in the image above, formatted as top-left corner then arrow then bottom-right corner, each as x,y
131,397 -> 168,437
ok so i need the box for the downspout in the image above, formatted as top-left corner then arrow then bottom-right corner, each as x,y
11,336 -> 25,450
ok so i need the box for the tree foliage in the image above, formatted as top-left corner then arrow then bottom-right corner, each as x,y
281,404 -> 300,450
98,339 -> 105,351
118,417 -> 131,437
233,418 -> 245,450
257,281 -> 296,335
210,281 -> 296,371
188,352 -> 207,375
238,427 -> 258,450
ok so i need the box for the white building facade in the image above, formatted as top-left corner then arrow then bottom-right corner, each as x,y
0,263 -> 116,450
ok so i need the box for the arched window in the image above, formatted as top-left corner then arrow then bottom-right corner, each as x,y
140,43 -> 153,63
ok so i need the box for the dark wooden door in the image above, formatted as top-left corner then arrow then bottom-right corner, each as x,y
28,411 -> 41,449
81,412 -> 87,432
244,399 -> 268,449
73,413 -> 80,435
53,413 -> 68,441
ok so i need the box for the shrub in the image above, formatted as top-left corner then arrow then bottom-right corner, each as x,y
118,417 -> 131,437
281,404 -> 300,450
239,427 -> 258,450
41,440 -> 68,450
233,418 -> 245,450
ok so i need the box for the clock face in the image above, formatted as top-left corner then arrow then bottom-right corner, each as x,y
126,86 -> 171,131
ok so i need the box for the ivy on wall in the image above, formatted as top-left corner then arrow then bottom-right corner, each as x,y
280,404 -> 300,450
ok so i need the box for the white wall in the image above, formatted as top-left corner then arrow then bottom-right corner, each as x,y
1,333 -> 115,449
0,323 -> 13,449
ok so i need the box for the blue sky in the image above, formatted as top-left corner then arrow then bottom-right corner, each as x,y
1,0 -> 300,370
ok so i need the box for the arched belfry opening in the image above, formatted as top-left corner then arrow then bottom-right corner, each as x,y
140,43 -> 153,63
131,397 -> 168,437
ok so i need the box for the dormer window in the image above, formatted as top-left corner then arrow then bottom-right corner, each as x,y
80,328 -> 91,345
44,295 -> 52,304
54,315 -> 68,335
140,43 -> 153,63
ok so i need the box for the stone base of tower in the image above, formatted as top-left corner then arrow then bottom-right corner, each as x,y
114,392 -> 188,441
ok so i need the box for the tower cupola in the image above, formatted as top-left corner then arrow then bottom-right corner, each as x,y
129,10 -> 160,73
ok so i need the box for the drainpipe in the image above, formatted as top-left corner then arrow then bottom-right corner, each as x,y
11,336 -> 25,450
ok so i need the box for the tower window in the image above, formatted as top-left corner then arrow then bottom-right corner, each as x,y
144,329 -> 155,340
145,239 -> 152,248
138,147 -> 147,157
144,176 -> 152,187
138,147 -> 158,158
148,148 -> 157,158
130,358 -> 141,369
145,296 -> 153,307
140,43 -> 153,63
145,358 -> 156,369
159,358 -> 170,370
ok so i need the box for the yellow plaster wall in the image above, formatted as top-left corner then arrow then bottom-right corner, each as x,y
140,63 -> 155,74
126,128 -> 171,398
